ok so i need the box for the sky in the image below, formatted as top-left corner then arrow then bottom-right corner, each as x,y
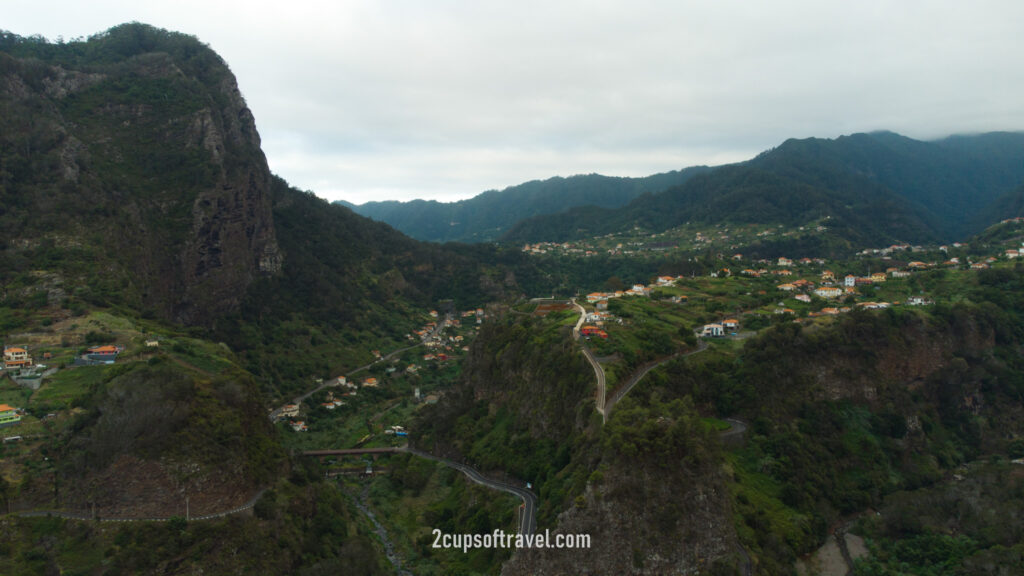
6,1 -> 1024,204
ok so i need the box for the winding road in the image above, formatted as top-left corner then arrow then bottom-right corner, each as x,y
304,445 -> 538,536
12,488 -> 268,523
571,299 -> 607,422
604,341 -> 708,417
405,446 -> 537,536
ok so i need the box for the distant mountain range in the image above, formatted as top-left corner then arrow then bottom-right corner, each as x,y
336,168 -> 709,243
343,131 -> 1024,247
506,131 -> 1024,246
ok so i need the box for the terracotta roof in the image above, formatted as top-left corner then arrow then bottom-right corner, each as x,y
88,345 -> 119,354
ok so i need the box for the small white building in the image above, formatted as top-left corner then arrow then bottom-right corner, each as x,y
701,324 -> 724,337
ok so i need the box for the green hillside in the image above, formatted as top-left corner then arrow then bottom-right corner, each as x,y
504,131 -> 1024,247
343,167 -> 709,243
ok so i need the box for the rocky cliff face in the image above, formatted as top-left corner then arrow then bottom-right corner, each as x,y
0,25 -> 280,325
503,461 -> 742,576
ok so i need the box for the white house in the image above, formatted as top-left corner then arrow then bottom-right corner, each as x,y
701,324 -> 724,337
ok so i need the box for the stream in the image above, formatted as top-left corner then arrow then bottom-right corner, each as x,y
350,483 -> 414,576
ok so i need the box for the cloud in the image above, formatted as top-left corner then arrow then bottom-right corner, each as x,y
7,1 -> 1024,202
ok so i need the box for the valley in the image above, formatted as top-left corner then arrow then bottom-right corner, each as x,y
2,23 -> 1024,575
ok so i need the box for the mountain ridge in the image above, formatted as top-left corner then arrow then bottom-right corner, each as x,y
503,131 -> 1024,247
339,167 -> 710,243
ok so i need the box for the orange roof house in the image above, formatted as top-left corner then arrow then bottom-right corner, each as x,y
3,347 -> 32,368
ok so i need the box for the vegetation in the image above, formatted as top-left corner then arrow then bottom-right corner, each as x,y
344,167 -> 710,243
504,131 -> 1024,247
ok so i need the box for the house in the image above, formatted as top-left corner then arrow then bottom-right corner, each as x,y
656,276 -> 676,286
890,269 -> 911,278
970,262 -> 989,270
628,284 -> 649,296
820,307 -> 840,315
363,377 -> 379,387
795,294 -> 812,303
3,347 -> 32,369
722,319 -> 739,331
701,324 -> 724,337
85,345 -> 120,362
821,271 -> 836,284
777,283 -> 797,292
0,404 -> 21,428
145,340 -> 160,348
1006,250 -> 1020,259
280,404 -> 300,418
871,273 -> 887,283
778,257 -> 793,267
908,296 -> 932,306
844,275 -> 857,287
290,421 -> 308,432
814,287 -> 843,299
595,300 -> 609,311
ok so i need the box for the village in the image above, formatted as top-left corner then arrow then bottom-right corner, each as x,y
270,307 -> 488,449
4,218 -> 1024,480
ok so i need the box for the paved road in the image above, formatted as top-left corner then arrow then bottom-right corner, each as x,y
571,299 -> 607,422
405,446 -> 538,536
270,342 -> 423,421
604,341 -> 709,417
304,444 -> 538,535
719,418 -> 748,439
12,488 -> 268,523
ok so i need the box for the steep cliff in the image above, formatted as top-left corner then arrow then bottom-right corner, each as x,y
0,24 -> 279,325
416,312 -> 743,575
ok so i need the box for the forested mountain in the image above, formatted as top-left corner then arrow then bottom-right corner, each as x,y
340,168 -> 709,243
5,22 -> 1024,576
504,131 -> 1024,246
0,24 -> 280,326
0,24 -> 550,389
0,25 -> 547,573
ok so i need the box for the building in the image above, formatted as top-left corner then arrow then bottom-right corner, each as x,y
701,324 -> 724,337
722,319 -> 739,331
0,404 -> 22,428
3,347 -> 32,369
814,287 -> 843,299
844,275 -> 857,287
85,345 -> 120,362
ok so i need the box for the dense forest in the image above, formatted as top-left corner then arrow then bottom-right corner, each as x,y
504,131 -> 1024,247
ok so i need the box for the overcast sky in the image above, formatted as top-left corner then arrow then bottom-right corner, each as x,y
7,1 -> 1024,204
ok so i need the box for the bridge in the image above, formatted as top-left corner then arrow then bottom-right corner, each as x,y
302,446 -> 405,457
